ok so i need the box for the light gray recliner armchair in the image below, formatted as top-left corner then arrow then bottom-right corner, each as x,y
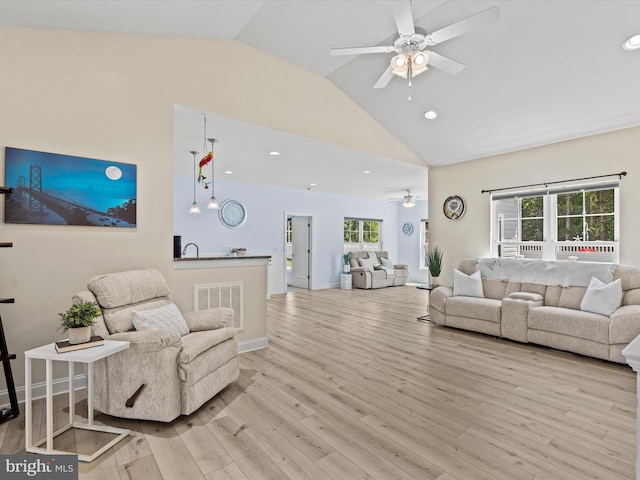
73,269 -> 239,422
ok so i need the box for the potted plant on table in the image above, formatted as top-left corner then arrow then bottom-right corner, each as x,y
59,301 -> 101,344
343,253 -> 351,274
426,246 -> 444,287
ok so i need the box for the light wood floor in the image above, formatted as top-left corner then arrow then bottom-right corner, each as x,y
1,286 -> 636,479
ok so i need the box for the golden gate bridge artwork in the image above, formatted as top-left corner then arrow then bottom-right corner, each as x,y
4,147 -> 136,227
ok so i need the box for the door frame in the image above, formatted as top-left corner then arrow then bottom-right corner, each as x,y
284,211 -> 313,290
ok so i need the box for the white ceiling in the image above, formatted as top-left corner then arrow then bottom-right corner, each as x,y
2,0 -> 640,200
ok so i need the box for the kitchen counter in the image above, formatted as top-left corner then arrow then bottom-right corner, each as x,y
173,254 -> 272,270
174,254 -> 271,261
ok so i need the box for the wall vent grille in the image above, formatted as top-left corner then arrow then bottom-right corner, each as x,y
193,282 -> 244,331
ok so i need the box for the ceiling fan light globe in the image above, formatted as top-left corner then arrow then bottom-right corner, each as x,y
403,199 -> 416,208
393,54 -> 406,68
624,34 -> 640,50
413,52 -> 426,65
391,53 -> 410,77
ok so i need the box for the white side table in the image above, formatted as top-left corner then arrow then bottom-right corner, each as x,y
25,339 -> 130,462
341,273 -> 352,290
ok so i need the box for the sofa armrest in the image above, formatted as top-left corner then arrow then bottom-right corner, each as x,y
429,286 -> 452,325
351,268 -> 372,289
183,307 -> 234,332
431,286 -> 452,303
509,292 -> 544,302
107,330 -> 181,353
610,305 -> 640,344
393,264 -> 408,269
93,330 -> 183,422
501,297 -> 542,343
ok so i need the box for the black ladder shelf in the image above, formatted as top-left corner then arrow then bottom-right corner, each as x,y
0,187 -> 18,421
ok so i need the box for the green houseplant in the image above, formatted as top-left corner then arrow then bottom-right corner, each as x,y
59,301 -> 101,344
425,246 -> 444,287
343,252 -> 351,273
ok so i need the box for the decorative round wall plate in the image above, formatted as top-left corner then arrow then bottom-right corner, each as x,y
443,195 -> 465,220
402,222 -> 413,235
219,198 -> 247,228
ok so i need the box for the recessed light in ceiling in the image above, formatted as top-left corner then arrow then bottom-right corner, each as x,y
309,183 -> 317,187
624,34 -> 640,50
362,170 -> 371,174
424,110 -> 438,120
268,150 -> 280,156
224,170 -> 233,174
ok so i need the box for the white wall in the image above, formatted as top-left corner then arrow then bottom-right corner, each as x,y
397,200 -> 429,284
173,177 -> 406,290
429,126 -> 640,286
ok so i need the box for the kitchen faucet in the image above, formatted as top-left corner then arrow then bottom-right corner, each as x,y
182,242 -> 199,258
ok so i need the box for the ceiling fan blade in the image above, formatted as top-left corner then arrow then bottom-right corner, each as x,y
392,0 -> 415,36
373,66 -> 395,89
330,45 -> 394,56
425,50 -> 466,75
425,6 -> 500,46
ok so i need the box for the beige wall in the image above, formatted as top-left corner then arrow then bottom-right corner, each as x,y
429,126 -> 640,285
0,26 -> 418,390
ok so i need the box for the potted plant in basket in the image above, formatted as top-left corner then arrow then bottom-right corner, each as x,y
58,301 -> 101,345
426,246 -> 444,287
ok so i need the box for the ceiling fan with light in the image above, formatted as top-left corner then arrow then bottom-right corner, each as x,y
330,1 -> 500,100
389,190 -> 420,208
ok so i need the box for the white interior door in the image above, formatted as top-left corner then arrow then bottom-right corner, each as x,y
291,216 -> 310,289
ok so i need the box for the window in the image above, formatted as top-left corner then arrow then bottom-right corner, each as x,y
286,217 -> 292,270
557,189 -> 615,242
420,220 -> 429,268
491,184 -> 619,263
344,218 -> 382,252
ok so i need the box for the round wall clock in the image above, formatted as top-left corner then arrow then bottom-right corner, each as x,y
443,195 -> 465,220
402,222 -> 414,235
219,199 -> 247,228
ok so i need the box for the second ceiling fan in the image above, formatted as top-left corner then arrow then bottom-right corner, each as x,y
330,1 -> 500,97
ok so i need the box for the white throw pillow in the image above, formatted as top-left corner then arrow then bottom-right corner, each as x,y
381,257 -> 394,268
358,256 -> 378,272
580,276 -> 622,317
132,303 -> 190,336
453,269 -> 484,298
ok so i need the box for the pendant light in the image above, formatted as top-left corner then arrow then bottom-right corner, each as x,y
189,150 -> 200,214
207,137 -> 219,209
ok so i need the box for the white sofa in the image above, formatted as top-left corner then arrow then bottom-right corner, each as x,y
430,258 -> 640,363
348,251 -> 409,289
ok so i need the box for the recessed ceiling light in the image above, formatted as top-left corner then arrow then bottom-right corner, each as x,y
309,183 -> 317,187
224,170 -> 233,174
624,34 -> 640,50
424,110 -> 438,120
362,170 -> 371,174
268,151 -> 280,156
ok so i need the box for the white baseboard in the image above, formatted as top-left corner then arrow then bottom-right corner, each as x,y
311,282 -> 340,290
0,373 -> 87,407
238,337 -> 269,353
0,338 -> 269,407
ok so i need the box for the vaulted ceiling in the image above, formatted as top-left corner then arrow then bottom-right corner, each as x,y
2,0 -> 640,200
